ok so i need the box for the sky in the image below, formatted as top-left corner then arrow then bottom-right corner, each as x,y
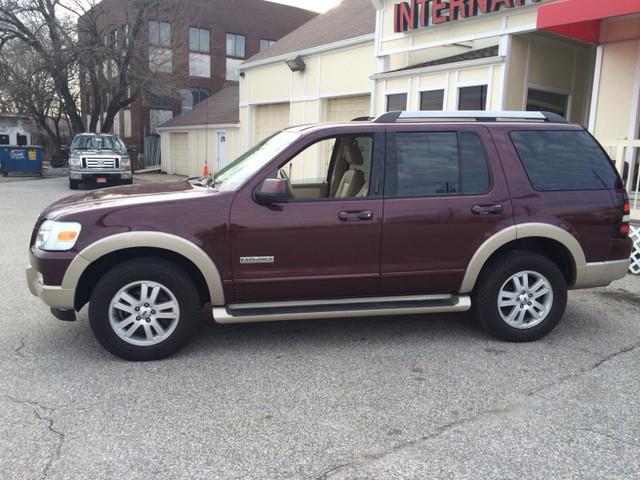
268,0 -> 343,13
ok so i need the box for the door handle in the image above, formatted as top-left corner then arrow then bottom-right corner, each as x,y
338,210 -> 373,221
471,204 -> 503,215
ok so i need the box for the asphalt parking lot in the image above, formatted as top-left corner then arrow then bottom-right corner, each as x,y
1,176 -> 639,480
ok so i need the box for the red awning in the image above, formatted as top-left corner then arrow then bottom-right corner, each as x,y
537,0 -> 640,44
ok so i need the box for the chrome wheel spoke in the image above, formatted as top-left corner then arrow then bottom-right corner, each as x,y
113,302 -> 134,314
118,316 -> 136,331
149,286 -> 161,305
154,301 -> 176,312
123,322 -> 139,338
120,291 -> 138,307
150,320 -> 165,336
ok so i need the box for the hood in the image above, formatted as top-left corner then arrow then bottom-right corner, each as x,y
40,181 -> 211,220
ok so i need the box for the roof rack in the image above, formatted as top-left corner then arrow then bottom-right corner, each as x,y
373,110 -> 568,124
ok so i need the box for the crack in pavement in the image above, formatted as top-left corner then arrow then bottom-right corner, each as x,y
316,340 -> 640,480
34,410 -> 66,480
15,337 -> 25,357
527,340 -> 640,397
1,395 -> 66,479
315,404 -> 516,480
574,427 -> 640,450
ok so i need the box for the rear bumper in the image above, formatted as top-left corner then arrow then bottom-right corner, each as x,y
26,264 -> 75,310
573,258 -> 631,289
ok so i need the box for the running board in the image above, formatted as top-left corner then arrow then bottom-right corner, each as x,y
212,294 -> 471,324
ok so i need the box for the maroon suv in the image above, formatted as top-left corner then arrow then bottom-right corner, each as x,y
26,111 -> 632,360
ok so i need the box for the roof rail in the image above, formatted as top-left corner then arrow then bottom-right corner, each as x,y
373,110 -> 568,124
352,116 -> 374,122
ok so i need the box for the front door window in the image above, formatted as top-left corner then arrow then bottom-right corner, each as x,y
271,134 -> 374,200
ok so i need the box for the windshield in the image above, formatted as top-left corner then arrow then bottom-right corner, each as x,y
71,135 -> 126,153
212,131 -> 301,191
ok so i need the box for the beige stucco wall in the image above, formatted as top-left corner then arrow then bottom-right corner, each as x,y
504,33 -> 593,124
592,39 -> 640,144
160,126 -> 239,176
239,41 -> 376,152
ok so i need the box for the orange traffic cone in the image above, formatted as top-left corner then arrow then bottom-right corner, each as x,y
203,164 -> 209,176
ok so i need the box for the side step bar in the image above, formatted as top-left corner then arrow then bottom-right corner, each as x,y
212,294 -> 471,324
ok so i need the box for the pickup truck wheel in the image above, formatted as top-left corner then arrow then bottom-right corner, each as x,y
89,258 -> 201,361
472,251 -> 567,342
69,179 -> 79,190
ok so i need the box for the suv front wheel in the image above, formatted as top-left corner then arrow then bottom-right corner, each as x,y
89,258 -> 201,360
473,251 -> 568,342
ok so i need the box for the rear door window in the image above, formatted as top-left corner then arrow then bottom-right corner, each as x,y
510,130 -> 617,191
391,131 -> 491,197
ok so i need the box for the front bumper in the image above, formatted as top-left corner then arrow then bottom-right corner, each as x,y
69,169 -> 132,182
26,264 -> 75,310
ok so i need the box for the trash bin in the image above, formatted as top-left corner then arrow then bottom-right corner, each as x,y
0,146 -> 43,177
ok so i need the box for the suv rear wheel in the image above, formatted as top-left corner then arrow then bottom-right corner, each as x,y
472,250 -> 567,342
88,258 -> 201,360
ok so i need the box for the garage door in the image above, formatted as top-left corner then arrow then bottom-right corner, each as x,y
327,95 -> 371,122
255,103 -> 290,142
170,132 -> 189,176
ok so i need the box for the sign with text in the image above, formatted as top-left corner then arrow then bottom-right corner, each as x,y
394,0 -> 541,33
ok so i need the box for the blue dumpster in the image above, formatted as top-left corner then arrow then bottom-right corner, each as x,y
0,146 -> 43,176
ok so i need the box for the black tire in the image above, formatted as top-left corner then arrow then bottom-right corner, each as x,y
89,257 -> 201,361
69,179 -> 79,190
472,250 -> 567,342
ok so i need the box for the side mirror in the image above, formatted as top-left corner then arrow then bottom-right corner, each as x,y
255,178 -> 289,206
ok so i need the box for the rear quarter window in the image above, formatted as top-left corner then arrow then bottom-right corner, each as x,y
510,130 -> 617,191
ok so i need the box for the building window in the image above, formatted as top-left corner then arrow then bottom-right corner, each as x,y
226,33 -> 246,58
189,27 -> 210,53
110,29 -> 118,49
149,21 -> 171,47
386,93 -> 407,112
226,58 -> 243,81
260,39 -> 275,51
458,85 -> 487,110
179,88 -> 209,114
149,109 -> 173,135
148,91 -> 172,109
420,90 -> 445,110
149,21 -> 172,73
189,27 -> 210,78
123,24 -> 129,48
526,88 -> 569,118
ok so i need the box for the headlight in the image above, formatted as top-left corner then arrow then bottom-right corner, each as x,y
69,155 -> 81,167
120,156 -> 130,168
35,220 -> 82,251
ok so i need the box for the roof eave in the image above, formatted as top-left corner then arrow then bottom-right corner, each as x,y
239,33 -> 375,71
158,123 -> 240,132
371,56 -> 505,80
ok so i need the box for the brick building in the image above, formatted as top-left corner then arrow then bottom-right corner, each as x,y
79,0 -> 316,161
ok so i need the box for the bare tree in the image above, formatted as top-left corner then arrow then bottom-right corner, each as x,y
0,38 -> 71,153
0,0 -> 193,141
